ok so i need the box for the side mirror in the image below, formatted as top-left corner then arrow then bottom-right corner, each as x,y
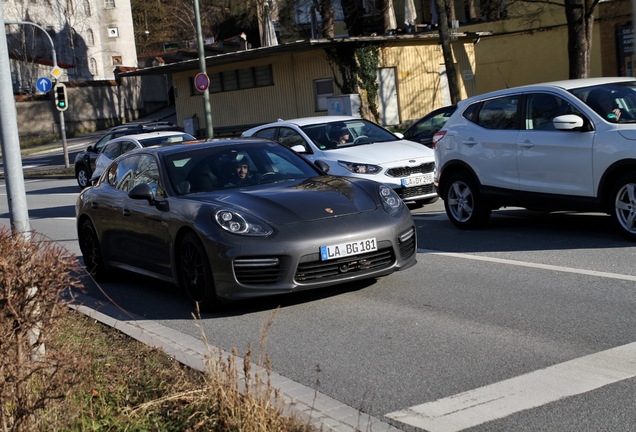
86,145 -> 94,152
394,132 -> 405,139
553,114 -> 584,130
291,144 -> 307,153
129,183 -> 155,204
315,160 -> 330,173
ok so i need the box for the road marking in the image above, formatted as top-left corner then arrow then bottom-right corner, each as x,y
386,342 -> 636,432
418,249 -> 636,282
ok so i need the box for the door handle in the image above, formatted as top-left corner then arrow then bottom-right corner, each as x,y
518,140 -> 534,149
123,209 -> 131,217
91,202 -> 98,209
463,139 -> 477,147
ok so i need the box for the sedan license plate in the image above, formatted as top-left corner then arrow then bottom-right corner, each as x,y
401,173 -> 433,187
320,238 -> 377,261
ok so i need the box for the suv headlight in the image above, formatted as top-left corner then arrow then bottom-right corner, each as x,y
338,161 -> 382,175
214,210 -> 273,236
379,184 -> 403,216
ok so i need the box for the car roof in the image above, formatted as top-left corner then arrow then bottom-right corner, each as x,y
458,77 -> 636,107
266,116 -> 367,127
110,131 -> 192,142
139,137 -> 271,156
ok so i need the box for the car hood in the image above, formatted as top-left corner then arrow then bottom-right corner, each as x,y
187,176 -> 378,224
324,140 -> 434,165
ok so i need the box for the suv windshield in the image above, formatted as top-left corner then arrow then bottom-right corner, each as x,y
570,81 -> 636,123
300,119 -> 397,150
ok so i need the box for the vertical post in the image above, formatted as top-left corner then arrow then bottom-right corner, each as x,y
60,111 -> 69,168
193,0 -> 213,138
0,0 -> 32,235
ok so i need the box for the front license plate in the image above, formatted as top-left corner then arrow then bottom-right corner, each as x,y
320,238 -> 377,261
401,173 -> 434,187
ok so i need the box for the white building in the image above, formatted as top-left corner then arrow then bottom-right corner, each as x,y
3,0 -> 137,91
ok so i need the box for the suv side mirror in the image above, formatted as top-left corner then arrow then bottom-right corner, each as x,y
553,115 -> 584,130
86,145 -> 94,152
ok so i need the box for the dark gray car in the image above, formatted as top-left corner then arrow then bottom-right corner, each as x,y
76,139 -> 417,310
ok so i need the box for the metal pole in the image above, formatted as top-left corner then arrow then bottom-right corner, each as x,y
60,111 -> 69,167
193,0 -> 213,138
0,1 -> 31,234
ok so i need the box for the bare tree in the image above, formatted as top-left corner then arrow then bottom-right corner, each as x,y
313,0 -> 335,38
434,0 -> 460,104
563,0 -> 598,78
340,0 -> 365,36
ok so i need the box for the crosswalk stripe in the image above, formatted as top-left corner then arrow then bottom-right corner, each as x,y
386,342 -> 636,432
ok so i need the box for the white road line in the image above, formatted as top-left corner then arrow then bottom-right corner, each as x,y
418,249 -> 636,282
386,342 -> 636,432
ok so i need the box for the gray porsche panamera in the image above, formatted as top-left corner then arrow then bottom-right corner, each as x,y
76,138 -> 417,311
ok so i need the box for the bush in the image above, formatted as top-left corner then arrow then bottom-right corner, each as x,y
0,227 -> 84,432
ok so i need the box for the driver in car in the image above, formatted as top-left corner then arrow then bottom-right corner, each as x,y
225,160 -> 255,187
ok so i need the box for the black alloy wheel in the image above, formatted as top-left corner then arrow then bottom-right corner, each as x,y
79,219 -> 106,279
178,232 -> 219,311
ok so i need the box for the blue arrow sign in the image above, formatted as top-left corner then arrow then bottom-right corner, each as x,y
36,77 -> 52,93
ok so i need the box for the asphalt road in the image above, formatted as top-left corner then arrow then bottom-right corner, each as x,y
2,176 -> 636,432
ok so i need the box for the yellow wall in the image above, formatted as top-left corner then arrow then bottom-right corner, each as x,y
173,40 -> 475,131
173,52 -> 337,129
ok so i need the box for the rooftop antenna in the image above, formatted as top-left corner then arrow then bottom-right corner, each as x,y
497,67 -> 510,89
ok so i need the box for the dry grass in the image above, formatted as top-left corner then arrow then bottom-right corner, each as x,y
0,227 -> 318,432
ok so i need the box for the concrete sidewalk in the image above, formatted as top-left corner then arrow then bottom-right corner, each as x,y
69,292 -> 403,432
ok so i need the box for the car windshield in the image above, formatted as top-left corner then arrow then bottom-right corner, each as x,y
300,119 -> 397,150
165,142 -> 321,195
138,133 -> 195,147
570,81 -> 636,123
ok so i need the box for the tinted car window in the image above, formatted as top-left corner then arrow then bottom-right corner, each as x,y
475,96 -> 519,130
133,154 -> 163,197
107,155 -> 137,191
121,141 -> 138,154
277,127 -> 307,150
525,93 -> 582,130
102,142 -> 121,159
255,128 -> 277,140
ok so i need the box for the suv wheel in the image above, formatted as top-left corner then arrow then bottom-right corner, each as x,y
76,165 -> 90,189
443,172 -> 491,229
610,173 -> 636,241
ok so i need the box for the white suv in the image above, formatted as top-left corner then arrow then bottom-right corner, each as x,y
433,77 -> 636,241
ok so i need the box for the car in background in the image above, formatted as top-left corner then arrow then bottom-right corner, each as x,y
242,116 -> 438,204
74,121 -> 185,188
76,138 -> 417,311
433,77 -> 636,240
90,131 -> 196,184
403,105 -> 456,148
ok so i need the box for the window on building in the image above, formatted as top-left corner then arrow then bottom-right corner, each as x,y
66,0 -> 74,14
221,71 -> 238,91
315,79 -> 334,112
191,65 -> 273,96
84,0 -> 91,16
111,56 -> 122,66
238,68 -> 255,89
105,0 -> 114,8
87,29 -> 94,45
89,58 -> 97,76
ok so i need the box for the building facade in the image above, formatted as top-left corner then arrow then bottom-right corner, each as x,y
3,0 -> 137,92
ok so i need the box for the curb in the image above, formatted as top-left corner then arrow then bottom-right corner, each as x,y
69,292 -> 403,432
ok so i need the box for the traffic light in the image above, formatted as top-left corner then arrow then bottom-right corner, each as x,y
54,83 -> 68,111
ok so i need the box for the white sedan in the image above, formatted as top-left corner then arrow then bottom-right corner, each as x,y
242,116 -> 438,204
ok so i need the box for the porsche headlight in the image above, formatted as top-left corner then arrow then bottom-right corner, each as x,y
338,161 -> 382,175
214,210 -> 273,236
379,184 -> 403,216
